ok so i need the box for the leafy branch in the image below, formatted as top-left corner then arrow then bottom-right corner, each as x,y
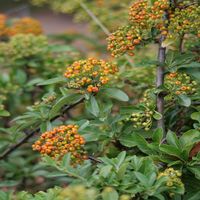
0,97 -> 85,160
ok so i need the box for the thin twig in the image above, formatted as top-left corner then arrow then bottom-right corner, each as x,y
0,98 -> 85,160
178,2 -> 197,9
88,156 -> 102,163
78,1 -> 110,35
78,1 -> 134,66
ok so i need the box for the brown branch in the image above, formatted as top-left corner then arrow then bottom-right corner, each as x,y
88,156 -> 102,163
0,97 -> 85,160
156,35 -> 166,133
179,34 -> 184,53
178,2 -> 197,9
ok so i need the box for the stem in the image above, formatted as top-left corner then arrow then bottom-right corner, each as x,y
179,34 -> 184,53
156,35 -> 166,132
78,1 -> 110,35
77,1 -> 134,66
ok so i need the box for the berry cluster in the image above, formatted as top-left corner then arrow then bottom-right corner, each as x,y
167,3 -> 200,39
128,90 -> 155,131
32,125 -> 88,165
107,0 -> 169,57
107,25 -> 141,57
158,168 -> 183,187
7,17 -> 42,36
64,58 -> 118,93
129,0 -> 169,27
42,94 -> 57,104
130,110 -> 153,131
129,0 -> 149,28
107,0 -> 200,57
165,72 -> 197,95
0,14 -> 7,37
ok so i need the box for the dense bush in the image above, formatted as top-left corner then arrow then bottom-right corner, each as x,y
0,0 -> 200,199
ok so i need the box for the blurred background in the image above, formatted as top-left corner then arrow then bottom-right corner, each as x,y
0,0 -> 89,34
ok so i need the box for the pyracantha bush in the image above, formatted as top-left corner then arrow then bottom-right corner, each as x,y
0,0 -> 200,199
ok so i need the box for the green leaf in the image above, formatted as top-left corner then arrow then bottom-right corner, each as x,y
116,151 -> 126,169
180,129 -> 200,147
188,167 -> 200,180
37,77 -> 66,86
85,96 -> 99,117
0,110 -> 10,117
45,173 -> 67,178
78,120 -> 89,131
166,130 -> 181,149
134,171 -> 149,186
153,111 -> 162,120
102,88 -> 129,102
49,93 -> 83,118
120,133 -> 153,154
159,144 -> 183,160
100,165 -> 113,178
0,180 -> 19,187
187,191 -> 200,200
119,133 -> 137,147
191,112 -> 200,123
152,128 -> 163,143
15,69 -> 27,84
120,106 -> 140,115
61,154 -> 71,168
0,191 -> 13,200
153,194 -> 165,200
117,163 -> 128,180
177,94 -> 191,107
